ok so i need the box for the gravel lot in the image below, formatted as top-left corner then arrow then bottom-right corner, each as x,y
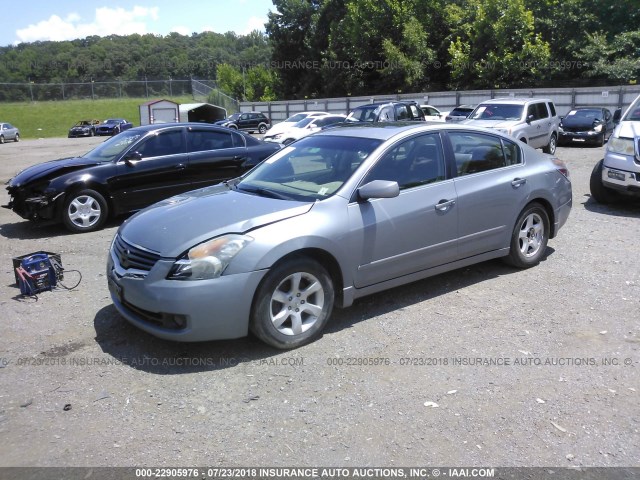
0,136 -> 638,468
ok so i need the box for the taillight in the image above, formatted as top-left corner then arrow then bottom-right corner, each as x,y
552,157 -> 570,179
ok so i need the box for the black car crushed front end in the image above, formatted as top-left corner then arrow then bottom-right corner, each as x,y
4,181 -> 63,223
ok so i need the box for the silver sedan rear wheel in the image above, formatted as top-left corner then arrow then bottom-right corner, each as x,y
251,257 -> 334,349
504,203 -> 549,268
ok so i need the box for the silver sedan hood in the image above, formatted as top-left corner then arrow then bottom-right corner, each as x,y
118,185 -> 313,257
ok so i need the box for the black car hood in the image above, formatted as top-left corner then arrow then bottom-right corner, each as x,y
8,157 -> 101,187
561,115 -> 602,128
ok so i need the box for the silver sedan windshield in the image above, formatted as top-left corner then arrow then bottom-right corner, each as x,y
237,135 -> 382,201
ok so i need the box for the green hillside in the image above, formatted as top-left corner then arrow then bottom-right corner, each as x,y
1,96 -> 193,139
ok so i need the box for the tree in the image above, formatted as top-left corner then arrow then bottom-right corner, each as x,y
448,0 -> 550,89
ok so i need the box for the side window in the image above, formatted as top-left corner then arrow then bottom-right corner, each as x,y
240,113 -> 249,120
501,138 -> 522,166
137,130 -> 185,158
409,105 -> 422,119
187,130 -> 233,152
536,102 -> 549,119
527,104 -> 539,121
547,102 -> 557,117
362,134 -> 445,190
451,132 -> 509,176
230,130 -> 245,148
395,104 -> 410,120
378,106 -> 393,121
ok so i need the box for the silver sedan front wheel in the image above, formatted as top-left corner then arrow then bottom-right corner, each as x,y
251,257 -> 334,349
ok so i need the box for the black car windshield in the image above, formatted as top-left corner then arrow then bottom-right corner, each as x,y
83,130 -> 144,162
470,104 -> 523,120
237,135 -> 382,201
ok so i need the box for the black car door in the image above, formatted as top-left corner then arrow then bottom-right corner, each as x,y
187,127 -> 249,189
110,128 -> 189,214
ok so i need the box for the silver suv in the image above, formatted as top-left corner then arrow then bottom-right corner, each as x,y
463,98 -> 560,154
590,94 -> 640,203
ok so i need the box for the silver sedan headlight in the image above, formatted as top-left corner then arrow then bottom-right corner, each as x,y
168,234 -> 253,281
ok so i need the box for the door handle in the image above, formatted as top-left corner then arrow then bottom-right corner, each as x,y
435,199 -> 456,211
511,178 -> 527,188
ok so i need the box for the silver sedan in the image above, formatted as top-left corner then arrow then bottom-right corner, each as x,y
107,123 -> 572,349
0,123 -> 20,143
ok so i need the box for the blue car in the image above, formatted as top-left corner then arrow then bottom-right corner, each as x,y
95,118 -> 133,136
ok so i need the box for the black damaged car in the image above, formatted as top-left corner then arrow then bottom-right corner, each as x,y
4,124 -> 281,233
558,107 -> 616,147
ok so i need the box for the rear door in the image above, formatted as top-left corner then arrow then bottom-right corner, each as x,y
527,102 -> 552,148
187,127 -> 249,189
449,131 -> 530,258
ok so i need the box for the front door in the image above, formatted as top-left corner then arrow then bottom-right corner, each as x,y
348,133 -> 459,288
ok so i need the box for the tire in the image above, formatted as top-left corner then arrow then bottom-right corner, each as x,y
0,135 -> 4,144
589,159 -> 618,204
62,189 -> 109,233
14,133 -> 20,142
504,202 -> 550,268
250,257 -> 335,349
258,124 -> 267,134
542,133 -> 557,154
595,132 -> 605,147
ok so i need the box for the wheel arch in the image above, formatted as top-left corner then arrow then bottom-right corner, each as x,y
253,248 -> 346,309
523,197 -> 556,238
56,180 -> 113,221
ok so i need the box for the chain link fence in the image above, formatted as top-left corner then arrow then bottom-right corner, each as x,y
0,78 -> 237,105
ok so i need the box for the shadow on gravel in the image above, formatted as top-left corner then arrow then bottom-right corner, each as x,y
94,250 -> 554,375
327,250 -> 554,335
0,217 -> 123,239
94,304 -> 287,375
582,195 -> 640,218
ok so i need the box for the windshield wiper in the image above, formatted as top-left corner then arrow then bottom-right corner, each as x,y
235,185 -> 293,200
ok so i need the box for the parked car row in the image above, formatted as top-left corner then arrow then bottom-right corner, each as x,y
68,118 -> 134,138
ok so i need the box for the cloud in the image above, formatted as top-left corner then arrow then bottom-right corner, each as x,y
15,7 -> 160,43
241,16 -> 267,34
169,26 -> 192,36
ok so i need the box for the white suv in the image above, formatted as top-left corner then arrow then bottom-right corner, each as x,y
463,98 -> 560,154
590,94 -> 640,203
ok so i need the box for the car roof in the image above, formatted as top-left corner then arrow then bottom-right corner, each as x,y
479,97 -> 552,105
123,123 -> 249,133
311,121 -> 500,141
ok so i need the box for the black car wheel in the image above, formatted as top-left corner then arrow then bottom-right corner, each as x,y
504,202 -> 549,268
250,257 -> 334,349
589,159 -> 618,204
62,189 -> 109,233
0,135 -> 4,144
258,124 -> 267,134
14,133 -> 20,142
